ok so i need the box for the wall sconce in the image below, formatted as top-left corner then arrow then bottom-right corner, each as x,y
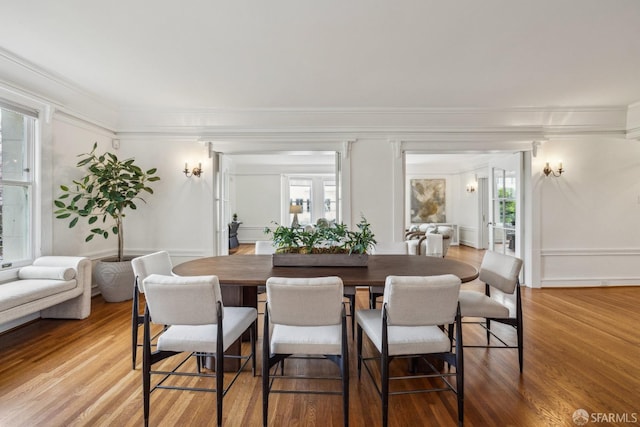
183,162 -> 202,178
466,183 -> 476,193
289,204 -> 303,228
543,161 -> 564,177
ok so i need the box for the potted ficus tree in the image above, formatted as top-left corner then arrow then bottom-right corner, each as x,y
54,142 -> 160,302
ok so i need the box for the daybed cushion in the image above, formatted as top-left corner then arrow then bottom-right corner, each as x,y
18,266 -> 76,281
0,279 -> 78,312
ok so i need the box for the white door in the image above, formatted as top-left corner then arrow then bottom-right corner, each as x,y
478,177 -> 490,249
488,153 -> 521,256
216,153 -> 232,256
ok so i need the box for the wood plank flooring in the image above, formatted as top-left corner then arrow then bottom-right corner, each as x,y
1,245 -> 639,426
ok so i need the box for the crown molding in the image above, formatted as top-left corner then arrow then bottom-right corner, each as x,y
1,45 -> 634,137
0,47 -> 118,129
115,106 -> 628,140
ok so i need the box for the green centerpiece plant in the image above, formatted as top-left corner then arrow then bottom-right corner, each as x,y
264,216 -> 376,266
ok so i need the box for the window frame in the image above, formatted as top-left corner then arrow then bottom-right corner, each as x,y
283,174 -> 337,226
0,100 -> 38,270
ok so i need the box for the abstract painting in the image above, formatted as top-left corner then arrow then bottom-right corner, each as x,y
409,178 -> 446,223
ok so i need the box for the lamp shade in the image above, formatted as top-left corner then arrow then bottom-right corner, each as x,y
289,205 -> 303,214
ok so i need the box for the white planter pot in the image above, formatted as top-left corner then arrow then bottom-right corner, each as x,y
93,258 -> 135,302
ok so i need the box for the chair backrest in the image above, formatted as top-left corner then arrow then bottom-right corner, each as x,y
142,274 -> 223,325
478,251 -> 523,294
266,276 -> 343,326
382,274 -> 461,326
255,240 -> 277,255
372,241 -> 408,255
424,234 -> 443,256
132,251 -> 173,292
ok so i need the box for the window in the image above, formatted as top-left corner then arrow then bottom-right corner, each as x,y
287,175 -> 337,226
0,104 -> 36,267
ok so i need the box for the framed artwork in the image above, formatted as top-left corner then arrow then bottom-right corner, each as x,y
409,178 -> 446,223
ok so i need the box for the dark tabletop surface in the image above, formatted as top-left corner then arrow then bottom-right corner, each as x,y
173,255 -> 479,286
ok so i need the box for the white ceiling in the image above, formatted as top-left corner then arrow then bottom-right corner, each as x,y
2,0 -> 640,111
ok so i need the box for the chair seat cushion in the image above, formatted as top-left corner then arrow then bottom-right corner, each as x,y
270,323 -> 342,355
157,306 -> 256,353
356,309 -> 451,356
458,290 -> 510,318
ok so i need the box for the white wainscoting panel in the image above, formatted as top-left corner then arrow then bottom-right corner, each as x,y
540,248 -> 640,287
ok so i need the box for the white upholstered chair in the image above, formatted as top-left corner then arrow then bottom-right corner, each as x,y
457,250 -> 524,372
368,241 -> 409,308
131,251 -> 173,369
356,274 -> 463,427
255,240 -> 277,255
405,225 -> 454,257
424,233 -> 443,256
142,274 -> 257,427
263,276 -> 349,426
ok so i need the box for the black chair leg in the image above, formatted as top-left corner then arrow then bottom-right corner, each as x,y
216,354 -> 223,427
486,318 -> 491,345
251,321 -> 257,376
381,352 -> 389,427
517,318 -> 524,373
356,325 -> 363,378
132,286 -> 139,369
142,310 -> 151,427
342,314 -> 350,427
262,304 -> 270,427
344,293 -> 355,337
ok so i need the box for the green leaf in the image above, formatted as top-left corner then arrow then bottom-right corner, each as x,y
60,185 -> 69,191
54,200 -> 66,208
69,217 -> 79,228
112,226 -> 119,234
146,168 -> 157,174
56,213 -> 71,219
88,216 -> 98,224
86,235 -> 94,242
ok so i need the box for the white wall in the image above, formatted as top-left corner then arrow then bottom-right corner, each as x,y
350,139 -> 397,243
534,136 -> 640,287
457,170 -> 482,247
50,117 -> 214,266
46,117 -> 640,289
116,138 -> 214,263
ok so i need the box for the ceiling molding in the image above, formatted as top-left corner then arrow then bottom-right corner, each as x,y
0,48 -> 119,129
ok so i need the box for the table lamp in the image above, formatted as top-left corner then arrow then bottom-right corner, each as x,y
289,204 -> 303,228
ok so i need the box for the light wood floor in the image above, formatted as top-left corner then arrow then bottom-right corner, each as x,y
1,246 -> 638,426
